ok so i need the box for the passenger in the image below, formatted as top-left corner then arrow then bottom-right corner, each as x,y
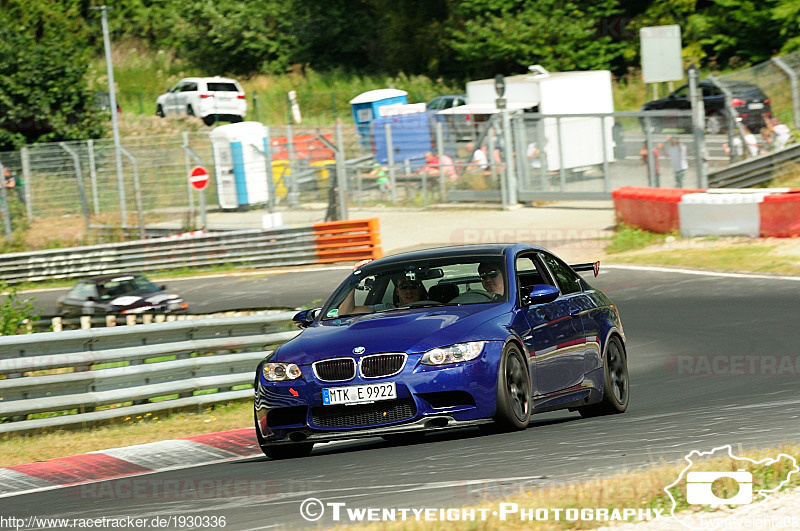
478,262 -> 505,300
338,273 -> 427,315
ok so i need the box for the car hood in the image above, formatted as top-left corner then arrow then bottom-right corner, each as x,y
277,305 -> 509,365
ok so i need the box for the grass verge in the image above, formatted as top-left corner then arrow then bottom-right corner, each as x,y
0,400 -> 253,466
355,444 -> 799,530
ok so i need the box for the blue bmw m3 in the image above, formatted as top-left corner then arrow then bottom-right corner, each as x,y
254,244 -> 628,459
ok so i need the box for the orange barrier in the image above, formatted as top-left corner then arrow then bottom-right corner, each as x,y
312,218 -> 383,264
759,190 -> 800,237
271,133 -> 334,162
612,186 -> 704,233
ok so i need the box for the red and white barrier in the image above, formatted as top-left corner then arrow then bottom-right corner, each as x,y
613,187 -> 800,238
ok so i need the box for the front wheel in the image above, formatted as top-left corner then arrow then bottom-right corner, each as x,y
186,105 -> 195,117
579,336 -> 629,418
156,104 -> 164,118
254,409 -> 314,459
261,443 -> 314,460
494,344 -> 531,429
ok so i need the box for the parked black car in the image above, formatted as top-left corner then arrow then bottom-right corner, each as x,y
56,273 -> 188,316
641,80 -> 771,134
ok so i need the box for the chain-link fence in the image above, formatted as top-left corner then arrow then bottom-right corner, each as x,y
5,55 -> 800,241
717,51 -> 800,129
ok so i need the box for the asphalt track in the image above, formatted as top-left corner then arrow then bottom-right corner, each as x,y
3,266 -> 800,530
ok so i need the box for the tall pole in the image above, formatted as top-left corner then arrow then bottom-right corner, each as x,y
93,5 -> 127,228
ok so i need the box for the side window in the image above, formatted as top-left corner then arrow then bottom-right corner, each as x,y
183,82 -> 198,92
538,253 -> 582,295
69,283 -> 98,301
672,86 -> 689,99
515,253 -> 547,297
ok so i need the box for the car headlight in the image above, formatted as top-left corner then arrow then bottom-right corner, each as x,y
420,341 -> 487,366
263,362 -> 302,381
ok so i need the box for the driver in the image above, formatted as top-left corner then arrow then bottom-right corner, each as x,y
478,262 -> 505,300
339,273 -> 427,315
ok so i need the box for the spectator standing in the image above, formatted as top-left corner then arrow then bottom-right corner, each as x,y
3,167 -> 24,204
639,141 -> 660,186
665,136 -> 689,188
769,117 -> 792,150
743,127 -> 759,157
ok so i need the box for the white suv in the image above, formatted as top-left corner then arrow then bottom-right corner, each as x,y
156,76 -> 247,126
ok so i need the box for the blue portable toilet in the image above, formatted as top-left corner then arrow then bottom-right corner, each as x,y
349,89 -> 408,140
371,111 -> 436,167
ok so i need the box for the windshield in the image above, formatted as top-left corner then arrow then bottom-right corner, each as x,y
100,276 -> 159,298
321,255 -> 507,319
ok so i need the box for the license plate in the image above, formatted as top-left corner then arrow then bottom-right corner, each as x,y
322,382 -> 396,405
748,103 -> 764,110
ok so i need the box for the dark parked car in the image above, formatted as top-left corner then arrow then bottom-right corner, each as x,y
56,273 -> 188,316
254,244 -> 629,459
641,80 -> 771,134
427,94 -> 478,141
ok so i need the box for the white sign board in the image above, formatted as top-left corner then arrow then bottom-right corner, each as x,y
640,25 -> 683,83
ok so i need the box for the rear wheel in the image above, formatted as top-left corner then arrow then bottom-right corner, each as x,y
579,336 -> 629,418
494,343 -> 531,429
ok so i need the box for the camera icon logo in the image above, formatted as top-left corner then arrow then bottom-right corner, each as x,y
686,469 -> 753,505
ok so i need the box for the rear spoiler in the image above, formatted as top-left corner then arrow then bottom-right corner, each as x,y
570,261 -> 600,277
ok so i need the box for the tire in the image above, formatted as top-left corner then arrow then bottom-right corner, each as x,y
261,443 -> 314,460
254,410 -> 314,459
705,113 -> 725,135
156,104 -> 164,118
202,115 -> 215,126
493,343 -> 531,430
579,335 -> 629,418
186,105 -> 195,117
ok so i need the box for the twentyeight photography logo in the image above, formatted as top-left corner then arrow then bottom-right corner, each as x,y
665,445 -> 799,530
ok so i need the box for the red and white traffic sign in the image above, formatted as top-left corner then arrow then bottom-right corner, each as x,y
189,166 -> 210,191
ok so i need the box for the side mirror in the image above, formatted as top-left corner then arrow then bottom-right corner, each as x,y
292,308 -> 321,329
520,284 -> 559,306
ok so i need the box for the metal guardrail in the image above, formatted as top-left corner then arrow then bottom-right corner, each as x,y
0,227 -> 317,284
0,313 -> 300,434
707,143 -> 800,188
0,218 -> 382,284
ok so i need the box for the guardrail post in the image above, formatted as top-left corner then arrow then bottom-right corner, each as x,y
0,160 -> 12,242
87,140 -> 100,216
118,146 -> 145,239
21,146 -> 32,221
335,121 -> 349,218
773,56 -> 800,128
436,122 -> 446,201
58,143 -> 91,232
385,122 -> 398,203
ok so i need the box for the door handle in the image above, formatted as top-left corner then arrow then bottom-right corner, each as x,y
570,308 -> 581,319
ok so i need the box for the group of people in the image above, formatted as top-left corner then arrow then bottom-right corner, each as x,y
640,136 -> 689,188
723,117 -> 793,160
337,261 -> 505,315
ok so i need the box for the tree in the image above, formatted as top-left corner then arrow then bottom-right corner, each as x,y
445,0 -> 627,78
165,0 -> 300,76
0,2 -> 105,151
0,280 -> 39,336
